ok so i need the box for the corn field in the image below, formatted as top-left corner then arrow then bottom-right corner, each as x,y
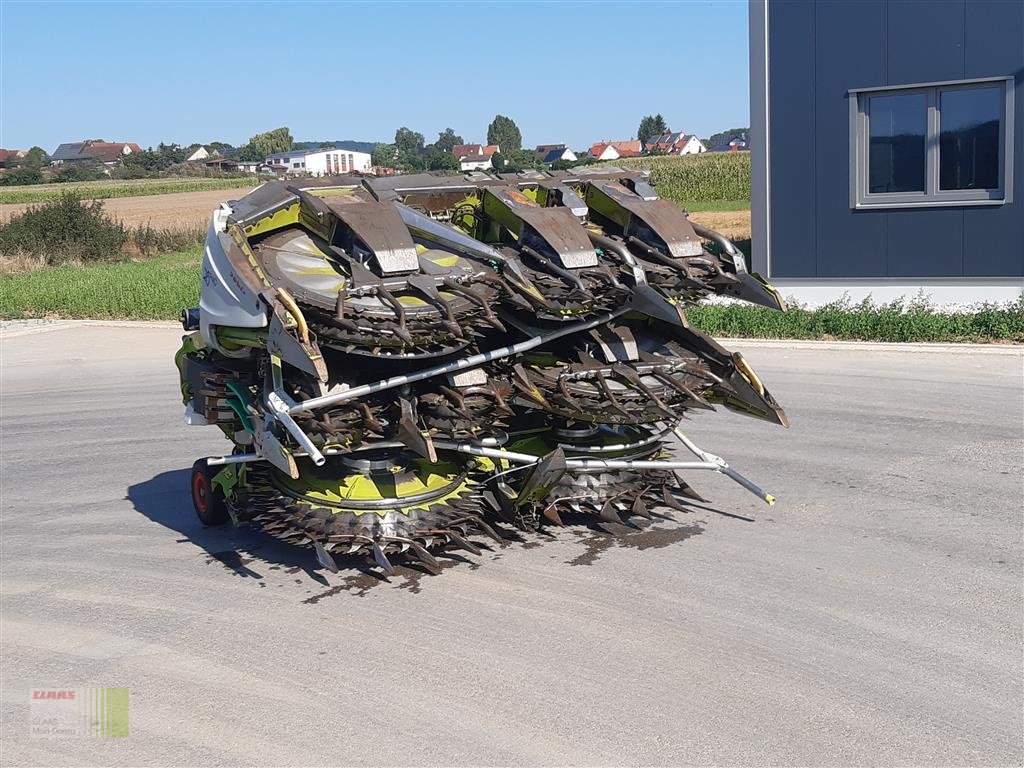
606,153 -> 751,203
0,176 -> 258,205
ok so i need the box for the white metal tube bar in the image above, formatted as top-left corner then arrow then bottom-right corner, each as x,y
432,440 -> 718,472
267,391 -> 326,465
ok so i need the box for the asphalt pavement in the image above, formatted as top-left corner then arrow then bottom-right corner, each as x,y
1,325 -> 1021,766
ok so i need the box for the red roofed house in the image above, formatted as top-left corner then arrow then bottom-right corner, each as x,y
645,132 -> 706,155
451,143 -> 500,171
588,140 -> 644,161
0,149 -> 28,168
451,144 -> 500,160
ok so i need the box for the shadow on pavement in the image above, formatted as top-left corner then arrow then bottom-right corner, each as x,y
127,468 -> 716,594
125,468 -> 388,585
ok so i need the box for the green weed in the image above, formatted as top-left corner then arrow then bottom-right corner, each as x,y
0,248 -> 201,319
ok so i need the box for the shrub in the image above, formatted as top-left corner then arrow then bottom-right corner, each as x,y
53,164 -> 107,183
0,167 -> 44,186
0,192 -> 128,265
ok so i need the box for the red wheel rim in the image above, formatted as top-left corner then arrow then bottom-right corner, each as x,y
193,473 -> 209,513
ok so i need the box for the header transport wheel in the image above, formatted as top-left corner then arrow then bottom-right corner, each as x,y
191,459 -> 230,526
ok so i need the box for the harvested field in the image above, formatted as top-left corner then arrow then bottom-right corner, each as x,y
0,187 -> 751,240
0,187 -> 255,228
687,209 -> 751,241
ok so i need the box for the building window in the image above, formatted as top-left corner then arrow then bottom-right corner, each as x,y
850,76 -> 1013,208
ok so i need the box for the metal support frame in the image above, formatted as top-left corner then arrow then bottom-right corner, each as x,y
285,306 -> 630,414
207,427 -> 774,506
217,294 -> 776,509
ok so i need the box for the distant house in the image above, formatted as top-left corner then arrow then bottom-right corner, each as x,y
204,158 -> 232,170
202,158 -> 259,173
50,140 -> 142,165
451,143 -> 500,160
708,135 -> 749,153
459,153 -> 493,172
264,147 -> 372,175
185,145 -> 218,162
589,142 -> 620,161
543,147 -> 577,164
645,132 -> 706,155
609,140 -> 643,158
534,145 -> 577,165
0,149 -> 27,168
588,140 -> 643,161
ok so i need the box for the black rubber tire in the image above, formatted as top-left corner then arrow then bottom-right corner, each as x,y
191,459 -> 230,526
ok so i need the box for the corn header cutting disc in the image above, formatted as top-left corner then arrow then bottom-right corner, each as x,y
237,452 -> 500,572
177,169 -> 789,575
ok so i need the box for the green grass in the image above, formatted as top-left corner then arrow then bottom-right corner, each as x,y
0,176 -> 257,204
2,247 -> 1020,342
687,296 -> 1024,343
0,248 -> 201,319
676,199 -> 750,212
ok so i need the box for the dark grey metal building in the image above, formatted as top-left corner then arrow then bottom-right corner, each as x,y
749,0 -> 1023,306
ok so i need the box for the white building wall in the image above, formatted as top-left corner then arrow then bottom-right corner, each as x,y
460,158 -> 492,171
307,149 -> 372,175
678,137 -> 706,155
264,149 -> 372,175
768,278 -> 1024,310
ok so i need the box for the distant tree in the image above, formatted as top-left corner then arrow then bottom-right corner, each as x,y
637,114 -> 669,147
207,141 -> 233,153
23,146 -> 48,168
704,127 -> 749,148
550,156 -> 594,172
433,128 -> 464,155
424,146 -> 459,171
156,143 -> 187,164
486,115 -> 522,152
398,152 -> 426,172
491,148 -> 538,174
122,148 -> 177,172
53,163 -> 106,183
237,127 -> 294,161
394,127 -> 425,157
391,127 -> 426,171
0,167 -> 44,185
371,143 -> 398,168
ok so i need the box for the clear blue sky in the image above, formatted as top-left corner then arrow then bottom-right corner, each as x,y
0,1 -> 750,153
